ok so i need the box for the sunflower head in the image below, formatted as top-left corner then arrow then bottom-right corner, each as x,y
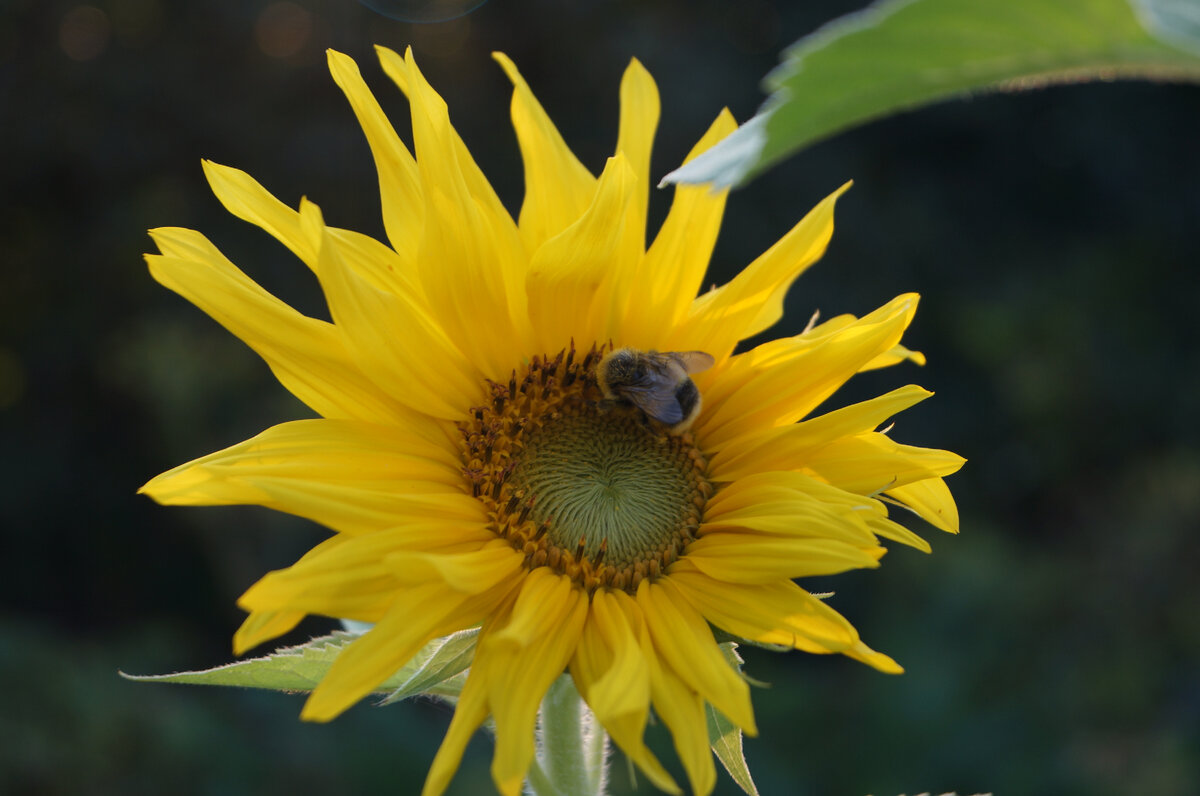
142,46 -> 963,796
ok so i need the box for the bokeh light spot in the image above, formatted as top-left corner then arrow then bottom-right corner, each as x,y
254,2 -> 313,60
359,0 -> 488,24
59,5 -> 111,62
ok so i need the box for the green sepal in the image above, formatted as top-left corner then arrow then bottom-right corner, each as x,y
376,627 -> 478,705
664,0 -> 1200,188
708,642 -> 761,796
711,625 -> 791,655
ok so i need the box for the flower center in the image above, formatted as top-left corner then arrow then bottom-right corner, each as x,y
458,344 -> 711,593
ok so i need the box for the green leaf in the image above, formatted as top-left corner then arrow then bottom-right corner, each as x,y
121,628 -> 479,701
1133,0 -> 1200,55
376,627 -> 478,705
664,0 -> 1200,188
707,705 -> 759,796
121,632 -> 359,692
707,642 -> 760,796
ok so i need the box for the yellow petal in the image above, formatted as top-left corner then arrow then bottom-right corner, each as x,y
422,661 -> 491,796
326,49 -> 424,259
704,469 -> 878,517
242,571 -> 392,628
861,513 -> 934,553
232,609 -> 306,655
302,581 -> 513,722
615,57 -> 660,254
238,524 -> 494,618
140,418 -> 478,535
525,153 -> 637,351
670,560 -> 902,673
379,47 -> 532,379
233,534 -> 349,653
668,561 -> 857,653
570,591 -> 680,795
782,309 -> 925,372
707,384 -> 933,481
702,470 -> 926,554
584,591 -> 649,721
699,291 -> 919,408
483,570 -> 588,795
229,535 -> 367,653
800,312 -> 926,373
376,46 -> 517,234
200,159 -> 315,270
685,533 -> 885,582
624,108 -> 736,347
636,578 -> 756,735
484,568 -> 571,650
802,432 -> 966,495
201,159 -> 419,298
421,586 -> 521,795
141,417 -> 459,492
667,181 -> 851,359
701,476 -> 882,544
699,499 -> 877,547
146,227 -> 407,425
217,480 -> 484,539
300,199 -> 485,419
845,639 -> 904,674
863,341 -> 926,370
634,606 -> 716,796
696,293 -> 920,448
800,313 -> 926,372
386,539 -> 524,594
491,52 -> 597,252
887,476 -> 961,533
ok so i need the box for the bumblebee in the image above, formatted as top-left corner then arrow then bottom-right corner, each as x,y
595,348 -> 715,434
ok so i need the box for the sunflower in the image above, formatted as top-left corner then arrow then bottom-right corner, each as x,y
142,47 -> 963,796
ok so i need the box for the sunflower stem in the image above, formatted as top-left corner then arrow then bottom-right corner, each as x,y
529,673 -> 608,796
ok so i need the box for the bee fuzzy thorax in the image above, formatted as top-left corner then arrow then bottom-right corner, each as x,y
596,347 -> 715,435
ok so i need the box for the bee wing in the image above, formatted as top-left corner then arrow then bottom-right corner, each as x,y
671,351 -> 715,374
620,382 -> 686,424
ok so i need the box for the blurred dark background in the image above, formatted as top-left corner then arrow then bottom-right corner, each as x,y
2,0 -> 1198,794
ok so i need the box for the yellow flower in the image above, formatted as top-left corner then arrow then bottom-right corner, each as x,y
142,47 -> 963,796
